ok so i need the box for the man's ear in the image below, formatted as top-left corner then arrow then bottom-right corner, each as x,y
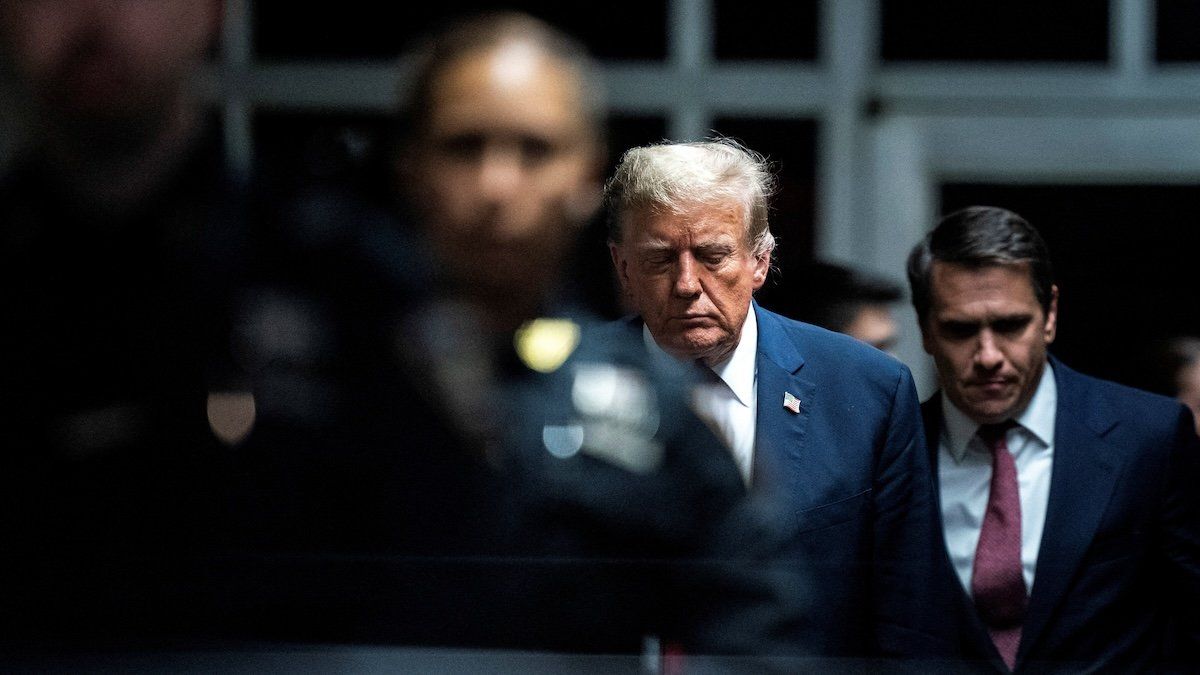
750,251 -> 770,291
921,321 -> 935,355
609,242 -> 629,293
1044,284 -> 1059,344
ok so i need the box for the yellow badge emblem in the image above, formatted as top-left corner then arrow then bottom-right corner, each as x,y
514,318 -> 581,373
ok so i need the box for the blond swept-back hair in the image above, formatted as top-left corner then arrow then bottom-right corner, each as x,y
604,138 -> 777,258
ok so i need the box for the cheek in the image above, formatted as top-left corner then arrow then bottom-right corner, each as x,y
709,271 -> 753,307
1011,336 -> 1045,373
420,168 -> 474,216
934,344 -> 972,378
532,161 -> 579,194
523,167 -> 583,217
627,273 -> 670,312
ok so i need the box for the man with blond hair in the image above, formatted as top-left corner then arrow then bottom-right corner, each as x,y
605,138 -> 951,658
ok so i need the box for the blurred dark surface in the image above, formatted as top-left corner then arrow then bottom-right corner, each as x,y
710,117 -> 818,310
254,1 -> 667,61
1156,0 -> 1200,63
715,0 -> 818,62
882,1 -> 1108,63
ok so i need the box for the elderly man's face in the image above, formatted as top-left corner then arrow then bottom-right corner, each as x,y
405,41 -> 601,301
921,262 -> 1057,425
611,201 -> 769,366
0,0 -> 219,124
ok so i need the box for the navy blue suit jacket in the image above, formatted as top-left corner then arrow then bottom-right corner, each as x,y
625,303 -> 951,659
922,357 -> 1200,672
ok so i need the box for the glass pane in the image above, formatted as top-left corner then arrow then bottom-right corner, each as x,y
254,1 -> 666,61
940,184 -> 1200,390
715,0 -> 818,61
253,110 -> 395,200
882,1 -> 1108,63
1156,0 -> 1200,62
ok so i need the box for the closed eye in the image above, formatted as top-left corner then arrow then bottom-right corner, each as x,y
519,137 -> 555,167
638,250 -> 674,268
992,316 -> 1032,335
696,245 -> 734,266
939,321 -> 978,340
436,134 -> 484,162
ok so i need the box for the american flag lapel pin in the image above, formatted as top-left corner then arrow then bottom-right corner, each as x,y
783,391 -> 801,414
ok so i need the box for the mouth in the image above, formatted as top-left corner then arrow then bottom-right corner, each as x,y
968,379 -> 1014,394
674,315 -> 716,326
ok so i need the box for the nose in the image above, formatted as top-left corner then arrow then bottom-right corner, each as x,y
974,329 -> 1004,370
672,254 -> 701,298
477,145 -> 523,204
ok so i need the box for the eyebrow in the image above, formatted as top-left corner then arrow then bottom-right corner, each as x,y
633,240 -> 674,255
936,312 -> 1033,327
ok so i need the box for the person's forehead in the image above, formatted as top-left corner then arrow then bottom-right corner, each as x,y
424,42 -> 590,135
930,261 -> 1038,301
627,200 -> 745,234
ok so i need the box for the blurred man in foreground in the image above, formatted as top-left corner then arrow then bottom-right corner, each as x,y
0,0 -> 245,643
210,12 -> 803,661
385,13 -> 801,657
0,0 -> 426,648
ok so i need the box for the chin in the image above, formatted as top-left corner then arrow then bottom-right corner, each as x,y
680,331 -> 722,353
971,404 -> 1018,424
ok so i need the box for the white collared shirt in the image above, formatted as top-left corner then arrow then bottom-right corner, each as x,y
938,362 -> 1057,596
643,310 -> 758,484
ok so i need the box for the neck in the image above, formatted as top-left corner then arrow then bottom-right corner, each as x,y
460,286 -> 548,337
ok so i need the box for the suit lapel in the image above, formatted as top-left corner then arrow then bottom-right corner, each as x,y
1016,359 -> 1123,666
924,394 -> 1012,670
749,305 -> 818,507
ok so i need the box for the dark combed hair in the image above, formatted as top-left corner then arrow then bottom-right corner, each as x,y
907,205 -> 1054,325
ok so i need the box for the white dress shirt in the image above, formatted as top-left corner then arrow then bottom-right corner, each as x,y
643,311 -> 758,484
938,362 -> 1057,596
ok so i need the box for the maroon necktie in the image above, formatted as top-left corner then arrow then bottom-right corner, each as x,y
972,422 -> 1026,670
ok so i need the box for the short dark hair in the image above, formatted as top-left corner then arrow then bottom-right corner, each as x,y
907,205 -> 1054,325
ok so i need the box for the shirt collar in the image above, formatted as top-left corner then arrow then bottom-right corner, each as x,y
709,309 -> 757,406
941,360 -> 1057,462
642,310 -> 758,407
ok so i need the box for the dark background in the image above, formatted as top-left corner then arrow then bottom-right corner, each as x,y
250,0 -> 1200,394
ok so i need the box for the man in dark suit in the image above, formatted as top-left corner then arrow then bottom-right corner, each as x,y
907,205 -> 1200,671
605,138 -> 949,659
